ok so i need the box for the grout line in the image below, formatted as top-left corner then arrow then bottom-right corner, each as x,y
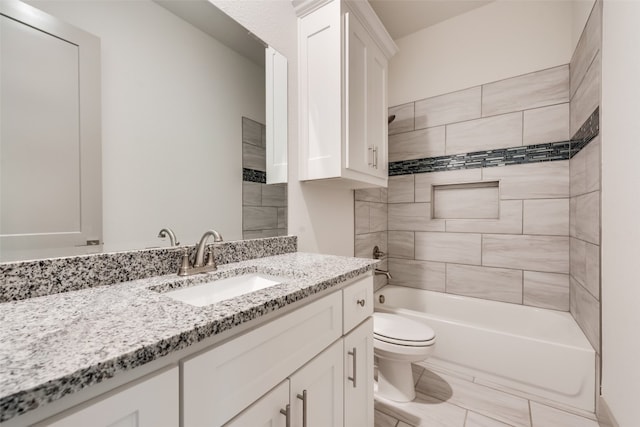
463,410 -> 469,426
528,400 -> 534,427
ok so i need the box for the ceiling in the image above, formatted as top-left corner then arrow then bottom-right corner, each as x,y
369,0 -> 494,40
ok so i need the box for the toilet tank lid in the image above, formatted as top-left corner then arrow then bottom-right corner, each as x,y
373,312 -> 435,342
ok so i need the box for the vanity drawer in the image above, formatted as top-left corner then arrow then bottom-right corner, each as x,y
343,274 -> 373,334
182,291 -> 342,426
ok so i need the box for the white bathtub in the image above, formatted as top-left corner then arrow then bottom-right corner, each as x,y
374,285 -> 595,412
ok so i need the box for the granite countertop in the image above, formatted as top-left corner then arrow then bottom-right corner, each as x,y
0,252 -> 376,423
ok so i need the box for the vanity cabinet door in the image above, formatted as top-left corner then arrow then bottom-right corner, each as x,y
290,339 -> 344,427
38,367 -> 178,427
344,318 -> 374,427
225,380 -> 290,427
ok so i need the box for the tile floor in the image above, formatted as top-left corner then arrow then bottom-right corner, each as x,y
374,361 -> 601,427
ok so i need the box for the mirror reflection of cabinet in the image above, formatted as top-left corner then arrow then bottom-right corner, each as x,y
0,0 -> 102,253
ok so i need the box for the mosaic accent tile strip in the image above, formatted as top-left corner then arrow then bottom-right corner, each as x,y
0,252 -> 376,424
243,167 -> 267,183
570,106 -> 599,156
389,108 -> 599,176
0,236 -> 296,303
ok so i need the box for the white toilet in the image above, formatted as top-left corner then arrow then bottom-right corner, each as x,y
373,312 -> 436,402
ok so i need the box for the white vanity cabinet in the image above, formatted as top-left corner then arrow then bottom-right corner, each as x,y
297,0 -> 397,188
36,367 -> 179,427
29,274 -> 374,427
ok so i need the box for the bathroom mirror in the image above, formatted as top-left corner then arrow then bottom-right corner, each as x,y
0,0 -> 288,262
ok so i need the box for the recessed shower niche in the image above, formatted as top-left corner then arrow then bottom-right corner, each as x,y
432,181 -> 499,219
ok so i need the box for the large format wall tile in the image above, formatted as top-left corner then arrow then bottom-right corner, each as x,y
389,126 -> 446,161
584,242 -> 600,300
575,191 -> 600,244
572,279 -> 600,353
370,202 -> 388,233
415,169 -> 483,202
415,232 -> 481,265
414,86 -> 481,129
446,112 -> 523,155
523,271 -> 569,311
584,136 -> 601,193
388,231 -> 414,259
262,183 -> 287,207
570,147 -> 587,197
354,201 -> 370,235
355,187 -> 385,202
242,181 -> 262,206
523,103 -> 570,145
482,65 -> 569,117
242,117 -> 264,147
388,258 -> 446,291
483,161 -> 569,200
523,199 -> 569,236
388,203 -> 445,231
446,264 -> 523,304
570,54 -> 600,136
445,200 -> 523,234
243,206 -> 278,231
388,175 -> 415,203
355,231 -> 387,259
570,0 -> 602,99
277,208 -> 287,229
482,235 -> 569,273
570,237 -> 587,286
388,102 -> 415,135
242,141 -> 266,171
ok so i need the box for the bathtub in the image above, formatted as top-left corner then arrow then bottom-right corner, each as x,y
374,285 -> 595,412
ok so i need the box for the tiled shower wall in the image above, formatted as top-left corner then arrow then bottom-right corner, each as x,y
241,117 -> 288,239
569,1 -> 602,356
354,187 -> 388,291
374,65 -> 573,311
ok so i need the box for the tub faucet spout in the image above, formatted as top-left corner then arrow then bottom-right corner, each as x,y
375,269 -> 392,280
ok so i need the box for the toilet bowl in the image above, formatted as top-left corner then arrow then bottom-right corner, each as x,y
373,312 -> 436,402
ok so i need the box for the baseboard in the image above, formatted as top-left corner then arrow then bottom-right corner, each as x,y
597,396 -> 620,427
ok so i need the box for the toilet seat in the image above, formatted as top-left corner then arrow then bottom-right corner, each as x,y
373,312 -> 435,347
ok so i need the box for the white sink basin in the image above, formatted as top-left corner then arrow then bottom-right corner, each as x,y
165,273 -> 288,307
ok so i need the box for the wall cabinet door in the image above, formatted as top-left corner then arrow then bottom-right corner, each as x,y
39,367 -> 178,427
344,318 -> 374,427
345,12 -> 388,180
225,380 -> 289,427
290,340 -> 344,427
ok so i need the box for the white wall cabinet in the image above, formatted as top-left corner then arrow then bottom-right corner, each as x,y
297,0 -> 397,188
37,367 -> 178,427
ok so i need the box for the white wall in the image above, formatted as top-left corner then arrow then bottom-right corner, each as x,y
601,2 -> 640,425
27,0 -> 265,250
389,0 -> 574,105
215,1 -> 355,256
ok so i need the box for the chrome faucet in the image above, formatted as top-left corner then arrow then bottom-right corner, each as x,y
177,229 -> 223,276
158,228 -> 179,246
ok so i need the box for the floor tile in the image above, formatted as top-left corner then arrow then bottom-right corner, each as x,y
412,363 -> 425,385
415,361 -> 476,383
375,392 -> 467,427
465,411 -> 515,427
375,409 -> 399,427
530,402 -> 599,427
416,369 -> 531,427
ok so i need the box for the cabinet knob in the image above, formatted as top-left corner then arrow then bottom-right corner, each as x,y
356,299 -> 365,307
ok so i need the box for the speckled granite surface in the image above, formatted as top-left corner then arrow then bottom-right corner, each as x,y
0,252 -> 376,423
0,236 -> 297,303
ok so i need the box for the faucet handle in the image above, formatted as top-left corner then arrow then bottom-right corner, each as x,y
178,247 -> 191,276
205,247 -> 217,269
